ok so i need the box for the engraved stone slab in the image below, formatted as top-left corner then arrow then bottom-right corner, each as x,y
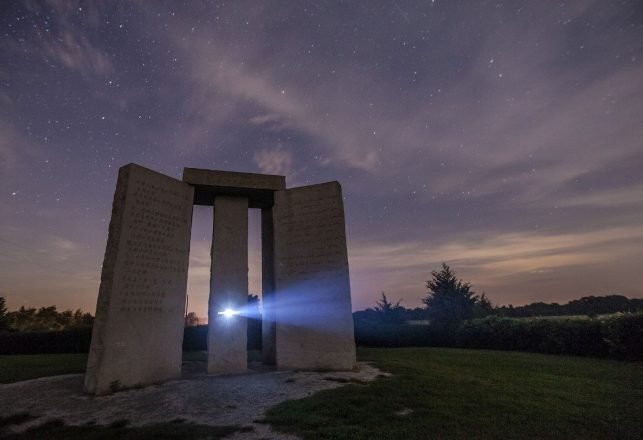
183,168 -> 285,209
183,168 -> 286,191
84,164 -> 194,394
273,182 -> 356,370
261,208 -> 276,365
208,196 -> 249,374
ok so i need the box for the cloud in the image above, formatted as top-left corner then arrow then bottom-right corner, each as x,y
0,119 -> 42,171
4,0 -> 114,78
253,147 -> 294,176
2,1 -> 642,313
43,31 -> 113,77
351,225 -> 643,275
48,237 -> 82,262
173,35 -> 386,170
348,224 -> 643,308
556,184 -> 643,208
166,1 -> 643,206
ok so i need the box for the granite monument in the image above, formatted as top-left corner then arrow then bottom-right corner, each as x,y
85,163 -> 355,394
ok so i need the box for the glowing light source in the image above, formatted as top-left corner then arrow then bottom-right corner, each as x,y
218,308 -> 240,318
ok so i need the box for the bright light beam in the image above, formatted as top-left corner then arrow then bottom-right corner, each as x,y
217,308 -> 240,318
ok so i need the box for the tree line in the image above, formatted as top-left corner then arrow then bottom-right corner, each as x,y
495,295 -> 643,318
0,298 -> 93,333
354,263 -> 643,328
2,264 -> 641,334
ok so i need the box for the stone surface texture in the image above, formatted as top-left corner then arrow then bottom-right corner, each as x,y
84,164 -> 194,395
183,168 -> 286,191
273,182 -> 356,370
208,196 -> 249,375
183,168 -> 286,209
87,164 -> 357,393
0,363 -> 382,439
261,207 -> 277,365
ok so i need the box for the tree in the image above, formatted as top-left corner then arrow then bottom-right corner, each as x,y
185,312 -> 201,327
423,263 -> 480,331
474,292 -> 494,318
0,297 -> 7,332
247,294 -> 261,318
373,292 -> 404,324
5,304 -> 94,332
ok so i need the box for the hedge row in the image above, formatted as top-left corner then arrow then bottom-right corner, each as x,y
355,313 -> 643,360
182,320 -> 262,352
0,327 -> 93,354
2,314 -> 640,360
0,319 -> 263,355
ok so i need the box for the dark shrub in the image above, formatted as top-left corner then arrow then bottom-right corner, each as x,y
182,325 -> 207,351
0,328 -> 92,354
456,317 -> 610,357
182,319 -> 262,352
354,321 -> 450,347
602,313 -> 643,360
1,320 -> 263,355
247,317 -> 262,351
354,313 -> 642,360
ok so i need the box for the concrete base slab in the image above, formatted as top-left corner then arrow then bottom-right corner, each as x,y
0,362 -> 381,439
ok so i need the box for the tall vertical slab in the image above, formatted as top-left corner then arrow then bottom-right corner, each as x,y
273,182 -> 356,370
85,164 -> 194,395
261,208 -> 276,365
208,196 -> 249,374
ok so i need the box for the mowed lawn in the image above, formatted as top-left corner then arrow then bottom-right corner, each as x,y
1,349 -> 641,439
266,347 -> 643,440
0,353 -> 88,384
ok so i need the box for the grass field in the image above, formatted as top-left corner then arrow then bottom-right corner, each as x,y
1,348 -> 641,439
0,353 -> 87,384
265,348 -> 643,439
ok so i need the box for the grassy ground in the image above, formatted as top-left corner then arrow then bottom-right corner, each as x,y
265,347 -> 643,440
2,349 -> 641,438
0,351 -> 257,383
0,353 -> 88,384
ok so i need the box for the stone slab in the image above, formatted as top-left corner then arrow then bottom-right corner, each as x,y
272,182 -> 356,370
208,196 -> 249,374
84,164 -> 194,394
261,208 -> 277,365
183,168 -> 285,209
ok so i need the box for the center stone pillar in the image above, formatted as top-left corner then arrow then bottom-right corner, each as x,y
208,195 -> 248,374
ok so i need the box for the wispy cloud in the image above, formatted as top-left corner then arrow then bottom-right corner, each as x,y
556,184 -> 643,208
43,31 -> 113,77
3,0 -> 114,78
0,119 -> 42,171
253,146 -> 295,177
351,225 -> 643,275
348,224 -> 643,307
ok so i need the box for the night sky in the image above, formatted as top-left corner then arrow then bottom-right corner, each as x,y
1,1 -> 642,316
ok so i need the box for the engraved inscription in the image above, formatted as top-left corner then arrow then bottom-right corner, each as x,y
275,190 -> 348,283
85,164 -> 195,394
116,177 -> 192,313
273,183 -> 356,370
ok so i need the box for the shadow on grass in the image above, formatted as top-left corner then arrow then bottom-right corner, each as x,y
0,414 -> 254,440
